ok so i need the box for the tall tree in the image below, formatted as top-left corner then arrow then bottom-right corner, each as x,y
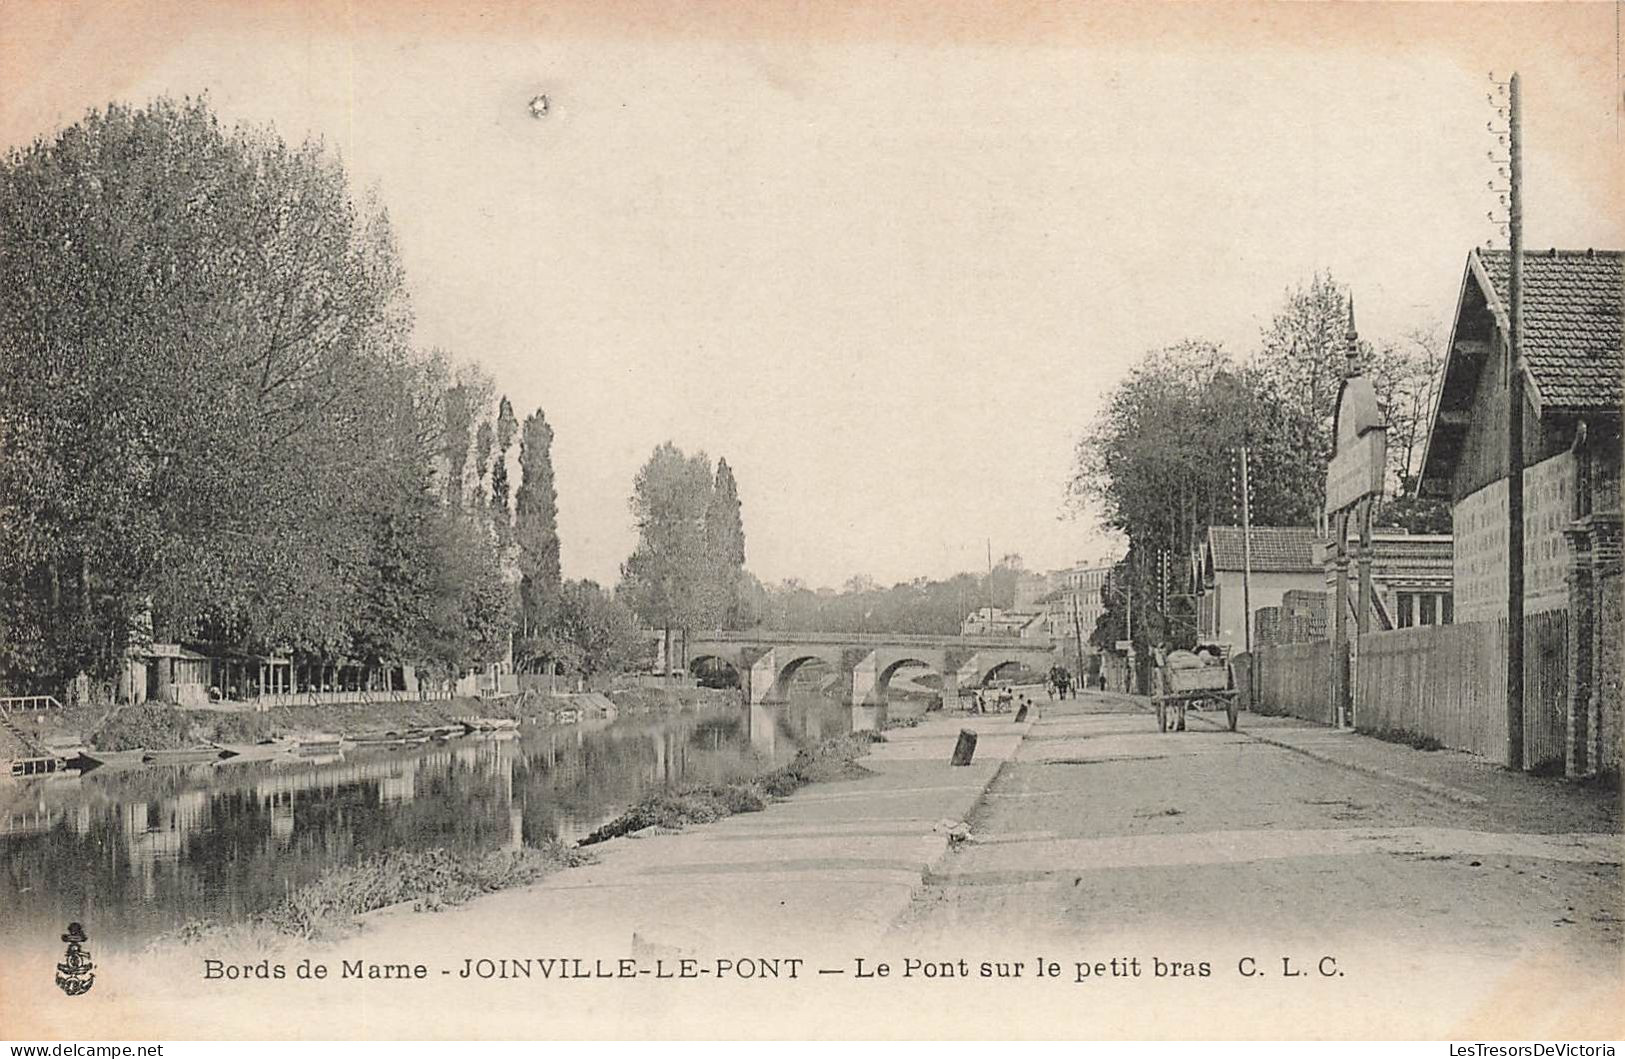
490,395 -> 518,546
704,458 -> 747,629
0,97 -> 425,691
1071,342 -> 1320,647
513,409 -> 561,671
619,443 -> 714,675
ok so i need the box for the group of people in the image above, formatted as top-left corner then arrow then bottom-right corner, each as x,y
960,664 -> 1083,716
969,685 -> 1032,715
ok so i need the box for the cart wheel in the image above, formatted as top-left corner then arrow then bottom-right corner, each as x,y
1227,698 -> 1238,731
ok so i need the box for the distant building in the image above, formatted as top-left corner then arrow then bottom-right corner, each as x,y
961,606 -> 1046,639
1013,570 -> 1061,611
1195,526 -> 1323,654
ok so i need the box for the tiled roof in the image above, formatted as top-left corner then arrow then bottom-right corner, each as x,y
1206,526 -> 1319,573
1476,249 -> 1623,412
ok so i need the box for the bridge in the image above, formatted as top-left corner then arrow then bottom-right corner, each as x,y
681,631 -> 1061,708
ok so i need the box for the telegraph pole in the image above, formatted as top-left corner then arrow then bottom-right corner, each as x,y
1505,72 -> 1526,769
1240,445 -> 1255,656
1070,588 -> 1087,686
986,538 -> 996,635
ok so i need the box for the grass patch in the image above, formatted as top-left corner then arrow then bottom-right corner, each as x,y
161,844 -> 589,947
581,733 -> 873,845
881,715 -> 923,730
1361,726 -> 1444,752
89,703 -> 199,751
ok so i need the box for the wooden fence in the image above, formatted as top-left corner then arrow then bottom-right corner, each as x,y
1353,622 -> 1506,759
1252,612 -> 1573,768
1254,639 -> 1333,725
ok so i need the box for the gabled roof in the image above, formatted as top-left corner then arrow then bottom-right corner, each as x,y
1476,248 -> 1622,412
1418,248 -> 1621,497
1204,526 -> 1320,574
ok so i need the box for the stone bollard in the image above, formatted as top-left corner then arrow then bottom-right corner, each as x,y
1014,704 -> 1028,723
951,729 -> 977,766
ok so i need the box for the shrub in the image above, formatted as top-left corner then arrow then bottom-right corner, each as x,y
581,733 -> 873,845
89,703 -> 196,751
215,845 -> 589,942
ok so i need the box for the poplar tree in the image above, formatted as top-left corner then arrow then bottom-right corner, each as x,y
704,458 -> 747,629
514,409 -> 562,670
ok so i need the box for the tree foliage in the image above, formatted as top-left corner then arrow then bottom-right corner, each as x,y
553,580 -> 644,680
0,98 -> 515,693
513,409 -> 562,671
620,443 -> 715,646
1071,342 -> 1323,649
704,458 -> 747,628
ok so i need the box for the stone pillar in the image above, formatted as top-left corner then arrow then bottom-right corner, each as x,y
941,671 -> 959,710
956,654 -> 983,696
1563,523 -> 1594,777
745,649 -> 776,707
849,651 -> 879,707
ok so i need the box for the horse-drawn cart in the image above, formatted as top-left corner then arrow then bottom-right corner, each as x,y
1151,648 -> 1238,733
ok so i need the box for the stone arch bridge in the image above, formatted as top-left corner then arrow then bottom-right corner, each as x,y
683,631 -> 1061,707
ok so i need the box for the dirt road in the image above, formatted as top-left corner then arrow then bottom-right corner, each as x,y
893,691 -> 1623,1038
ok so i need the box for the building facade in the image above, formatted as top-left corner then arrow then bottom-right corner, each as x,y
1417,247 -> 1622,775
1195,526 -> 1325,655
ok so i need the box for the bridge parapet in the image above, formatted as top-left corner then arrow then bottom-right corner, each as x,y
685,630 -> 1054,651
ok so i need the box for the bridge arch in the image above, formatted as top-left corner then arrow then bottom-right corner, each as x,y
875,657 -> 938,704
979,656 -> 1039,686
688,654 -> 741,690
768,650 -> 844,701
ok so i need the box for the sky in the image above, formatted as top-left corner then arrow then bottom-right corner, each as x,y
4,1 -> 1622,590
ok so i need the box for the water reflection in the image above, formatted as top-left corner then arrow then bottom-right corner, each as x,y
0,695 -> 855,949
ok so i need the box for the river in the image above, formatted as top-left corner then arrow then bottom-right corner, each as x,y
0,692 -> 897,951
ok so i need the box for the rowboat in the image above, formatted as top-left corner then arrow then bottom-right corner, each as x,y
141,746 -> 234,764
461,717 -> 519,732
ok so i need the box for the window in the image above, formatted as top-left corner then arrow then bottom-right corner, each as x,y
1440,594 -> 1453,625
1420,594 -> 1437,626
1398,593 -> 1414,628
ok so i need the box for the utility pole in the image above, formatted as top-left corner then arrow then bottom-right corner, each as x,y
986,538 -> 996,636
1240,445 -> 1255,656
1505,71 -> 1526,770
1070,585 -> 1087,684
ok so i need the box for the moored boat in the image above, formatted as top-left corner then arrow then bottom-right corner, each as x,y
461,717 -> 519,732
140,746 -> 234,764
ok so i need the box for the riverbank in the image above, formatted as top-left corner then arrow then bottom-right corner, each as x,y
35,684 -> 741,754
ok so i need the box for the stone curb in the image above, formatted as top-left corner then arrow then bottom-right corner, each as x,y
1188,711 -> 1490,807
911,715 -> 1037,879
